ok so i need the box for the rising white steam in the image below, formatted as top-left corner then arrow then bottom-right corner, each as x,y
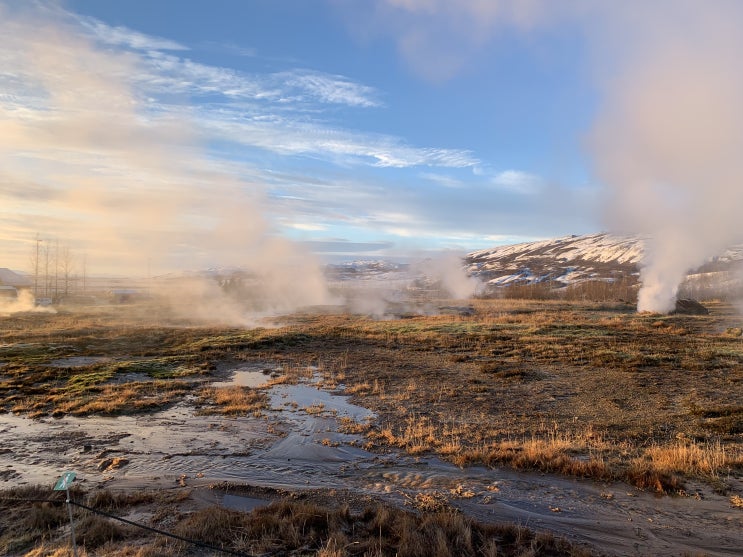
0,3 -> 333,321
412,253 -> 482,299
590,3 -> 743,312
0,290 -> 56,316
328,254 -> 480,319
359,1 -> 743,312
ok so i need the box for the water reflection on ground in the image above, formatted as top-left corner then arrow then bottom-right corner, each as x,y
1,375 -> 742,556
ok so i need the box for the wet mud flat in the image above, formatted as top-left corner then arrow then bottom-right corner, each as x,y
1,369 -> 742,556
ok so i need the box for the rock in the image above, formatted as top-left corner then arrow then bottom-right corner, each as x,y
109,457 -> 129,469
98,457 -> 129,471
672,299 -> 709,315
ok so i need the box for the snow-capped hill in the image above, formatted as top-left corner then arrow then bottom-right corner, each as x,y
465,233 -> 645,287
466,232 -> 743,289
468,233 -> 643,265
718,246 -> 743,263
324,260 -> 409,282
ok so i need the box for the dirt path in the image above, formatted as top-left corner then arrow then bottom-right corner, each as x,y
2,378 -> 742,556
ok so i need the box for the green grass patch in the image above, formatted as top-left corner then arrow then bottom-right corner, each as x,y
65,368 -> 116,393
110,357 -> 196,379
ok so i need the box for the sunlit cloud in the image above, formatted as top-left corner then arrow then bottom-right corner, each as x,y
299,239 -> 395,254
0,0 -> 601,278
0,0 -> 491,280
288,222 -> 328,232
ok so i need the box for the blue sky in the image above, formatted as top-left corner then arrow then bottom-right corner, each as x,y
1,0 -> 605,273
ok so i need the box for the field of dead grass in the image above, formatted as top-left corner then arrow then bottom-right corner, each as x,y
1,299 -> 742,496
0,484 -> 591,556
269,299 -> 743,493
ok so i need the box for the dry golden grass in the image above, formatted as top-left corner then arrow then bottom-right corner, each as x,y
270,300 -> 743,492
304,402 -> 326,414
337,416 -> 373,435
1,483 -> 592,557
632,438 -> 743,488
197,385 -> 267,416
2,299 -> 742,493
23,546 -> 90,557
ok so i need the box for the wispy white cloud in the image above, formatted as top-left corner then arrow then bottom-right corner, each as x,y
141,50 -> 266,99
1,4 -> 475,171
0,1 -> 600,274
420,172 -> 464,188
62,10 -> 479,170
299,239 -> 394,254
491,169 -> 541,193
279,69 -> 382,108
76,16 -> 189,51
203,41 -> 259,58
194,109 -> 477,168
69,14 -> 382,110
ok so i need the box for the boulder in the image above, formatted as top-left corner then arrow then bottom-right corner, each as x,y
672,299 -> 709,315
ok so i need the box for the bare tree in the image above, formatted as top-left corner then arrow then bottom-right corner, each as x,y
43,240 -> 51,298
82,253 -> 87,293
59,245 -> 76,298
30,234 -> 41,299
54,238 -> 60,301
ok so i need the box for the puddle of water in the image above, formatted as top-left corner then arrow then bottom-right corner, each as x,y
106,372 -> 155,384
269,383 -> 374,421
0,371 -> 383,495
212,365 -> 280,388
221,493 -> 270,512
0,343 -> 35,349
213,370 -> 271,388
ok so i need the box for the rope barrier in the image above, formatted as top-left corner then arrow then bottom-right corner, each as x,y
0,495 -> 257,557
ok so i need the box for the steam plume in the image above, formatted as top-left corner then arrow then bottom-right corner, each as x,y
591,3 -> 743,312
0,290 -> 55,316
413,253 -> 482,299
360,1 -> 743,312
0,3 -> 332,321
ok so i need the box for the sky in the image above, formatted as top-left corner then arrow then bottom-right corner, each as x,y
0,0 -> 600,275
3,0 -> 742,306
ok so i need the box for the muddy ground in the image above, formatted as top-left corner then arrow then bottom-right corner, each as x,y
1,300 -> 742,555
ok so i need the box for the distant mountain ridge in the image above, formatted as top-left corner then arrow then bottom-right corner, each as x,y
464,232 -> 743,288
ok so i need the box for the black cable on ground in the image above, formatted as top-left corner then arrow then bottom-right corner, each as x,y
70,501 -> 254,557
1,496 -> 257,557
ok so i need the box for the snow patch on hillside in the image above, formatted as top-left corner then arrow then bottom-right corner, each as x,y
465,232 -> 743,290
